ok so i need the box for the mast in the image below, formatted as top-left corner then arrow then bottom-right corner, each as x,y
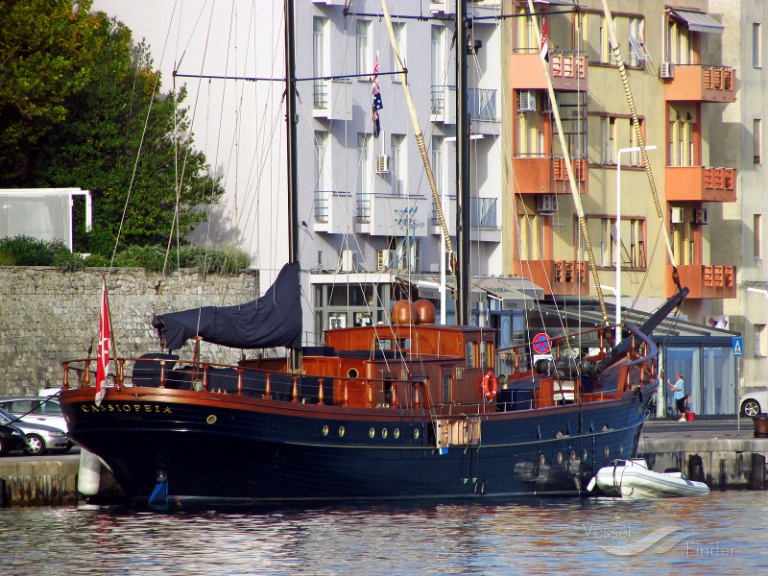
285,0 -> 299,264
284,0 -> 301,370
456,0 -> 471,326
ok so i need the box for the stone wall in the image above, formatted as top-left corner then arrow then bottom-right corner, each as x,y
0,267 -> 259,396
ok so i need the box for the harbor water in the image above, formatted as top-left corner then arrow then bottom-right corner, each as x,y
2,491 -> 767,575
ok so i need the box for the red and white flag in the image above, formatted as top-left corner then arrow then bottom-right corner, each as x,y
95,279 -> 111,406
540,19 -> 549,62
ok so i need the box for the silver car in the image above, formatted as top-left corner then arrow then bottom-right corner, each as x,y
0,407 -> 72,456
0,396 -> 68,432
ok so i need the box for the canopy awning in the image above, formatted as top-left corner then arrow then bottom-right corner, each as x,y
670,9 -> 724,34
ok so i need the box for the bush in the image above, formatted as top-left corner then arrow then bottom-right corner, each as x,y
0,236 -> 250,275
176,244 -> 250,274
112,245 -> 169,272
0,235 -> 54,265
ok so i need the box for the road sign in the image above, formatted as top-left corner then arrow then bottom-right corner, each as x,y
732,337 -> 743,357
533,332 -> 551,354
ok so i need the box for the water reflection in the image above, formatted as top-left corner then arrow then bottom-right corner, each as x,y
2,492 -> 767,575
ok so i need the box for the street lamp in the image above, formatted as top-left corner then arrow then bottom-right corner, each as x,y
615,145 -> 657,344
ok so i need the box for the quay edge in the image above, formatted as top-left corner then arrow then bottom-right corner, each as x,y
1,434 -> 767,507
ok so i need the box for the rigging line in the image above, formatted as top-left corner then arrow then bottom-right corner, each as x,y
600,0 -> 678,276
526,0 -> 609,325
112,0 -> 181,275
379,0 -> 456,275
166,0 -> 218,302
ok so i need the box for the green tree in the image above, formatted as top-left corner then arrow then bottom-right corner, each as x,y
0,0 -> 104,183
1,0 -> 224,254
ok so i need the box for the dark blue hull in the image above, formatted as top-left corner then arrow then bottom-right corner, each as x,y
63,387 -> 652,507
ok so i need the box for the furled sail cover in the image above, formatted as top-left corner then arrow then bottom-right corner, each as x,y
152,262 -> 302,351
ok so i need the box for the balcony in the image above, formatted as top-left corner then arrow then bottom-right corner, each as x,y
512,156 -> 587,195
513,260 -> 589,297
663,64 -> 736,103
314,190 -> 354,234
665,166 -> 736,202
355,192 -> 429,237
467,88 -> 500,136
431,85 -> 456,124
667,265 -> 737,299
312,79 -> 352,121
509,50 -> 588,92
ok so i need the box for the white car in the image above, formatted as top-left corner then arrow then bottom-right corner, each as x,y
0,396 -> 68,432
740,389 -> 768,417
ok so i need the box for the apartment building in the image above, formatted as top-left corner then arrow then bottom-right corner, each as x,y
502,0 -> 766,413
296,0 -> 509,343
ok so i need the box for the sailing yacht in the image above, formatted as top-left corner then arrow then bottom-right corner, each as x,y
58,0 -> 687,509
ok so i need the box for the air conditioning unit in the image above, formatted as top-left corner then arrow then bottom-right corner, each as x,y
377,249 -> 393,272
519,90 -> 537,112
694,208 -> 709,224
659,61 -> 674,79
536,194 -> 558,214
670,207 -> 684,224
376,154 -> 391,173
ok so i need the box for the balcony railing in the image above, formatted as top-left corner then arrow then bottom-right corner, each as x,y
664,64 -> 736,103
313,82 -> 328,109
668,264 -> 737,299
665,166 -> 737,202
467,88 -> 497,122
470,197 -> 497,229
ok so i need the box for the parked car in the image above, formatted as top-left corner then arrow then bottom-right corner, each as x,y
0,396 -> 68,431
0,423 -> 26,456
741,389 -> 768,417
0,407 -> 72,456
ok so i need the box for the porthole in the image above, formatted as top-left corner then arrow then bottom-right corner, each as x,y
382,428 -> 388,439
582,450 -> 588,461
619,444 -> 624,455
393,428 -> 400,439
322,425 -> 329,436
414,428 -> 420,440
604,446 -> 610,457
347,368 -> 359,378
557,452 -> 563,464
339,426 -> 345,437
206,415 -> 217,425
539,454 -> 546,465
369,427 -> 376,439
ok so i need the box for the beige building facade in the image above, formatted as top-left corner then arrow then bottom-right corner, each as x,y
500,0 -> 766,403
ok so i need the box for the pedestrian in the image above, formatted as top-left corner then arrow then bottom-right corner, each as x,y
668,373 -> 686,421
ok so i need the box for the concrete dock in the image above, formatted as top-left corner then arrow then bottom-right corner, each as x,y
1,418 -> 766,507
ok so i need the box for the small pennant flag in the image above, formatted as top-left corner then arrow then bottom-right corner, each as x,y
540,19 -> 549,62
372,52 -> 383,138
95,279 -> 111,406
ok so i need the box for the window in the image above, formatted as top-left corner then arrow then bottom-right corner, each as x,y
599,116 -> 615,164
517,92 -> 546,157
755,119 -> 762,164
755,214 -> 763,259
585,215 -> 646,269
628,18 -> 645,67
431,136 -> 444,195
314,131 -> 330,191
754,23 -> 762,68
754,324 -> 766,357
313,17 -> 328,108
668,108 -> 696,167
391,134 -> 406,195
357,133 -> 372,193
356,20 -> 371,76
431,26 -> 446,114
391,22 -> 406,81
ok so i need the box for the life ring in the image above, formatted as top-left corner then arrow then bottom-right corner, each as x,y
482,371 -> 498,400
